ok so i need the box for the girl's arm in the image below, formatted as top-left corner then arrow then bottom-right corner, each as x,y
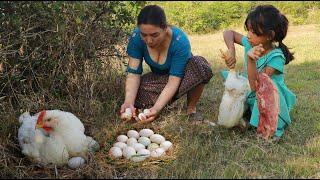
223,30 -> 244,48
222,30 -> 244,68
247,44 -> 280,91
139,75 -> 181,123
247,56 -> 258,91
248,62 -> 278,91
247,44 -> 266,91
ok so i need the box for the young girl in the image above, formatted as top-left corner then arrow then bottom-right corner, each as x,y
221,4 -> 296,141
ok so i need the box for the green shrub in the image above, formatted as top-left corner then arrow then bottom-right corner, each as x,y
0,1 -> 145,115
149,1 -> 320,34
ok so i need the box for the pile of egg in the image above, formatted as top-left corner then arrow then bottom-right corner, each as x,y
109,129 -> 173,162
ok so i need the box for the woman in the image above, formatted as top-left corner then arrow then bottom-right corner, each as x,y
119,5 -> 213,123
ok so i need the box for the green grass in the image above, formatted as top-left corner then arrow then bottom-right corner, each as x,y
157,24 -> 320,179
1,24 -> 319,178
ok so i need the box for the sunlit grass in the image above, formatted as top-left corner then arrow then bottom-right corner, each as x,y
1,24 -> 319,178
154,24 -> 320,178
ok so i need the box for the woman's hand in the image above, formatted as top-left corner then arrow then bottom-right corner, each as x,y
120,103 -> 137,120
247,44 -> 265,61
220,49 -> 236,69
136,75 -> 180,124
137,107 -> 160,124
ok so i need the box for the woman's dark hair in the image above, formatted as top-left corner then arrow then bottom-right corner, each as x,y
137,5 -> 167,29
244,5 -> 294,64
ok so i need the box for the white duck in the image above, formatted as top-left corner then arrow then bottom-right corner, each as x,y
217,69 -> 250,128
217,49 -> 251,128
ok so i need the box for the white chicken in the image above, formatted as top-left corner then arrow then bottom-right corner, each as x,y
35,110 -> 100,157
217,69 -> 250,128
18,111 -> 45,163
18,110 -> 100,167
39,133 -> 69,165
217,49 -> 251,128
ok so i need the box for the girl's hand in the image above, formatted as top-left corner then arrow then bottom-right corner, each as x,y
220,49 -> 236,69
120,103 -> 136,119
247,44 -> 265,61
137,107 -> 160,124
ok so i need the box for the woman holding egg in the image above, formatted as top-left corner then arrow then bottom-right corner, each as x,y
119,5 -> 213,123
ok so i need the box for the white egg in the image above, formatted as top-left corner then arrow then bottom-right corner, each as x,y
120,108 -> 132,120
138,113 -> 147,121
150,134 -> 165,144
138,136 -> 151,146
117,135 -> 128,143
127,130 -> 140,139
113,142 -> 127,149
139,129 -> 154,137
130,155 -> 146,162
127,138 -> 137,147
150,148 -> 166,158
121,113 -> 131,120
68,157 -> 86,169
122,146 -> 136,159
109,147 -> 122,158
130,148 -> 151,162
160,141 -> 173,151
125,108 -> 132,114
137,149 -> 151,158
143,109 -> 151,115
132,143 -> 145,151
147,143 -> 159,151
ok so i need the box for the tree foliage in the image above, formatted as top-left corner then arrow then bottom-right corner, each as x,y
0,1 -> 145,113
151,1 -> 320,34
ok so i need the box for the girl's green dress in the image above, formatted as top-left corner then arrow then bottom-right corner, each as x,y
221,36 -> 296,137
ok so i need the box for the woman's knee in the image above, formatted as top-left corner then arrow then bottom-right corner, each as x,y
190,55 -> 213,83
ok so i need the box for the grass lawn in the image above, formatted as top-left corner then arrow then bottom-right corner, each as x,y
154,24 -> 320,179
1,24 -> 319,178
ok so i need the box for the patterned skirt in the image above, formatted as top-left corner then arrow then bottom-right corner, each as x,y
134,55 -> 213,109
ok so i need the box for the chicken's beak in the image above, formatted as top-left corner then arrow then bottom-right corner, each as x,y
36,123 -> 43,129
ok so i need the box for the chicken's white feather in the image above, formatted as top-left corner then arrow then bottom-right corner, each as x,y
17,110 -> 99,167
217,70 -> 250,128
18,112 -> 45,162
39,135 -> 69,165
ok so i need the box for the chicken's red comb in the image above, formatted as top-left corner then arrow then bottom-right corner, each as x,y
37,110 -> 46,124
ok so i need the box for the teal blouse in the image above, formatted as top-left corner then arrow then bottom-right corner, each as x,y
221,36 -> 297,137
126,26 -> 192,78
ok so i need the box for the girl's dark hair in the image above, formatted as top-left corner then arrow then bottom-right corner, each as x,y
137,5 -> 167,29
244,5 -> 294,64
